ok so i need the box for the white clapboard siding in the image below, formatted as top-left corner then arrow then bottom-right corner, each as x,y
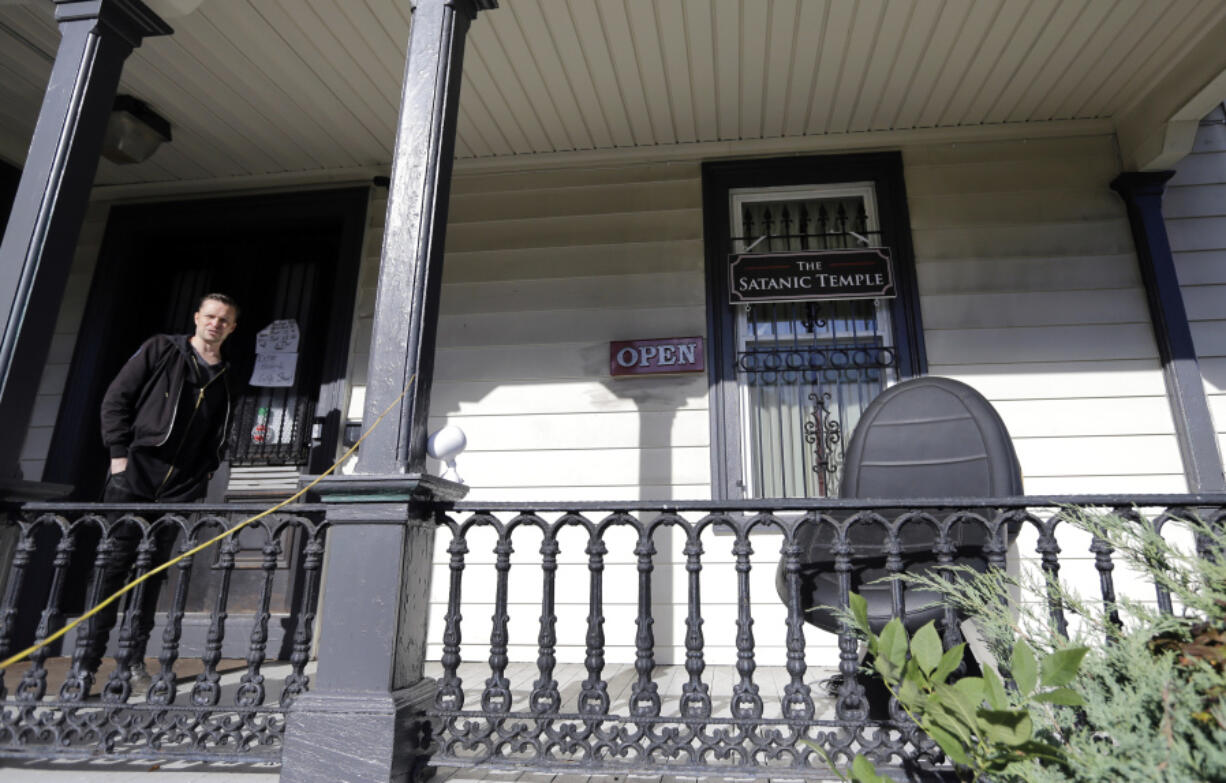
1167,104 -> 1226,470
906,134 -> 1180,503
20,202 -> 111,481
344,135 -> 1184,667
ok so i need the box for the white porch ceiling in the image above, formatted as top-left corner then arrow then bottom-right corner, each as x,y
1,0 -> 1225,187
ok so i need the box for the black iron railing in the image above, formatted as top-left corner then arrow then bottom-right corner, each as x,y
2,495 -> 1224,776
0,503 -> 328,761
427,496 -> 1226,779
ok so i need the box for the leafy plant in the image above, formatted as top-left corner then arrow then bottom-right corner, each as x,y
833,509 -> 1226,782
819,593 -> 1086,782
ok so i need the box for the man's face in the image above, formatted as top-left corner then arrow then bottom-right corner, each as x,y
193,299 -> 238,346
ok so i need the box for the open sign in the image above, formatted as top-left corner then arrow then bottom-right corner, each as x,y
610,337 -> 705,377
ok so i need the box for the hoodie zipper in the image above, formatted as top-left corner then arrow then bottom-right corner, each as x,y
156,365 -> 228,498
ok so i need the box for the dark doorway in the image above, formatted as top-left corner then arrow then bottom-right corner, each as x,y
45,187 -> 368,499
12,188 -> 369,654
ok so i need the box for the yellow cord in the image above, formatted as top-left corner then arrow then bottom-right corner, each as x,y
0,375 -> 415,672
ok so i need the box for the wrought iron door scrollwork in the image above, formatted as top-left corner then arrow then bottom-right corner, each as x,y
803,392 -> 843,495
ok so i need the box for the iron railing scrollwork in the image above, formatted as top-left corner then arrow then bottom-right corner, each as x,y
4,494 -> 1226,777
424,495 -> 1226,778
0,504 -> 327,762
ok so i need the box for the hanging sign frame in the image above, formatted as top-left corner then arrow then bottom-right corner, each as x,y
729,248 -> 895,304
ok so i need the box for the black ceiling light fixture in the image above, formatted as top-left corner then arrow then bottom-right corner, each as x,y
101,95 -> 172,165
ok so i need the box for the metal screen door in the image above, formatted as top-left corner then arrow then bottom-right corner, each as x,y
730,184 -> 898,498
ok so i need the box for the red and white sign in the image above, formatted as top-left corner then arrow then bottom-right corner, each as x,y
610,336 -> 705,377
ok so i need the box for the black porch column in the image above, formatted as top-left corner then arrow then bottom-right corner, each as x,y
281,2 -> 495,782
1112,172 -> 1226,492
0,0 -> 171,486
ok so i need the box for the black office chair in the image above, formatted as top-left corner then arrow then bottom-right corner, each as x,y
778,376 -> 1023,634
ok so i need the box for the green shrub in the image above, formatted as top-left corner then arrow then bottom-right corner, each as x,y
818,509 -> 1226,783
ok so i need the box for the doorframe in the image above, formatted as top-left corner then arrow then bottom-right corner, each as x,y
701,152 -> 927,500
44,186 -> 370,498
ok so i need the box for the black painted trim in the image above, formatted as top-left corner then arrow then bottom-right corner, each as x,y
1112,171 -> 1226,491
44,187 -> 371,498
0,159 -> 19,234
701,152 -> 927,500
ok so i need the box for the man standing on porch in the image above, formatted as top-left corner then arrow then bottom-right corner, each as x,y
91,293 -> 239,688
100,293 -> 238,502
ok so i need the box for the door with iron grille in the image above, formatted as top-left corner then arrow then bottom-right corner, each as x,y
703,154 -> 926,500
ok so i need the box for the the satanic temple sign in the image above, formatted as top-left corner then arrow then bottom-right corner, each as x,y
729,248 -> 895,304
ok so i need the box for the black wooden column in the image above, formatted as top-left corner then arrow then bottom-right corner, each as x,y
281,2 -> 495,782
1112,172 -> 1226,492
0,0 -> 171,486
360,0 -> 494,476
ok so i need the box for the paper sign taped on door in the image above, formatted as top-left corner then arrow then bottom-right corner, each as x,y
250,352 -> 297,387
255,319 -> 300,354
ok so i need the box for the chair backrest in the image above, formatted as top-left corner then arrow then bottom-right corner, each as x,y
840,376 -> 1023,499
779,376 -> 1024,634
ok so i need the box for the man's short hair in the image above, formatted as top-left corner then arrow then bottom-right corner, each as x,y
197,292 -> 239,320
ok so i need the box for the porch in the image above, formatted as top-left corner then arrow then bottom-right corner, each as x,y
1,0 -> 1226,781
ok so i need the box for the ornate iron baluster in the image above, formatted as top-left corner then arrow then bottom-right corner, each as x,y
0,525 -> 37,701
835,202 -> 848,247
780,520 -> 813,721
1152,511 -> 1176,616
236,529 -> 281,707
985,512 -> 1012,573
193,534 -> 238,706
1036,516 -> 1068,637
730,528 -> 761,719
481,528 -> 513,713
630,525 -> 660,717
799,203 -> 811,250
780,206 -> 793,249
282,526 -> 325,707
148,533 -> 197,705
100,521 -> 160,703
18,524 -> 75,702
578,533 -> 608,715
816,204 -> 829,249
1090,531 -> 1121,640
886,515 -> 917,728
833,526 -> 866,721
61,520 -> 115,702
934,518 -> 964,653
530,531 -> 560,714
434,528 -> 467,710
680,529 -> 710,719
885,520 -> 906,629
